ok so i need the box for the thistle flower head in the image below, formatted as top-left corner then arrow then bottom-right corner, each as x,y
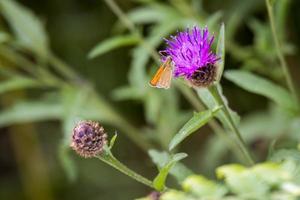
71,121 -> 107,158
162,26 -> 219,87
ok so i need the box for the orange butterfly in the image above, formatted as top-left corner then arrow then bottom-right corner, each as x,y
149,57 -> 173,89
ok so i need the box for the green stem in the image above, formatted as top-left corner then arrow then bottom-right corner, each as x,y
265,0 -> 298,104
209,85 -> 254,166
96,150 -> 154,189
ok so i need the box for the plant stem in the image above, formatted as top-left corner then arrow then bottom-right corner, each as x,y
96,151 -> 154,189
265,0 -> 298,103
209,85 -> 254,166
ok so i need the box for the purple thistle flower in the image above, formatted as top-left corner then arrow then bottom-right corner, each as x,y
162,26 -> 219,87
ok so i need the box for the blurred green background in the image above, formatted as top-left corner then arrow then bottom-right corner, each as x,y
1,0 -> 300,199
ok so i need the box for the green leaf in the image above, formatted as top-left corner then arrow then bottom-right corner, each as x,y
216,164 -> 270,198
225,70 -> 298,111
0,99 -> 62,127
125,3 -> 180,28
169,107 -> 221,151
182,175 -> 227,198
0,0 -> 48,58
215,23 -> 225,82
0,77 -> 40,94
88,35 -> 139,59
109,134 -> 118,150
127,5 -> 170,24
148,150 -> 193,183
160,190 -> 192,200
216,164 -> 246,179
217,162 -> 293,198
153,153 -> 187,191
251,162 -> 290,185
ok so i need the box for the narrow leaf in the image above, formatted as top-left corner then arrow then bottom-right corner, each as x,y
0,77 -> 40,94
0,0 -> 49,58
0,99 -> 62,127
169,108 -> 221,151
153,153 -> 187,191
109,134 -> 118,149
182,175 -> 227,198
88,35 -> 139,59
127,6 -> 168,24
225,70 -> 298,111
216,23 -> 225,82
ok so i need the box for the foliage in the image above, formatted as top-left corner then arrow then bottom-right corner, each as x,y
0,0 -> 300,200
157,159 -> 300,200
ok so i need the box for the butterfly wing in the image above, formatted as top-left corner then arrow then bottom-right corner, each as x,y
149,57 -> 173,89
156,63 -> 172,89
149,64 -> 165,87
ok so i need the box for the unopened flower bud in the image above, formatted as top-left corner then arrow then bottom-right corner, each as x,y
71,121 -> 107,158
